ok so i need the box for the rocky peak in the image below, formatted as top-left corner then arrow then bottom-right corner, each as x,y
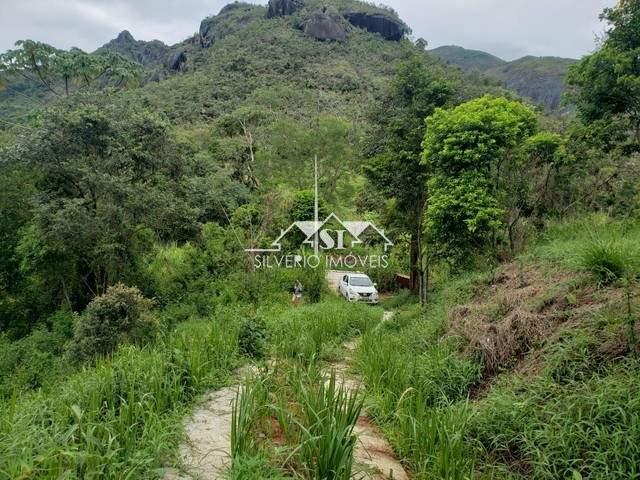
199,2 -> 262,48
97,31 -> 169,67
115,30 -> 135,43
266,0 -> 302,18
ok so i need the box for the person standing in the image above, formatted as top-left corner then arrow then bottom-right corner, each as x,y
292,280 -> 303,306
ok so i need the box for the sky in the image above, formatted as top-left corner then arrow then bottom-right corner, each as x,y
0,0 -> 615,60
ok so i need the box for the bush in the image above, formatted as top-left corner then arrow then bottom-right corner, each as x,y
69,284 -> 158,362
301,267 -> 324,304
238,316 -> 268,359
0,310 -> 75,398
581,241 -> 630,285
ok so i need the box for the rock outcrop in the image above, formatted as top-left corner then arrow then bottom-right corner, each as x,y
167,51 -> 187,71
303,8 -> 347,41
344,12 -> 406,41
266,0 -> 301,18
96,30 -> 170,66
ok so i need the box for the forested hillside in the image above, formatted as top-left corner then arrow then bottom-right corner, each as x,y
0,0 -> 639,478
430,45 -> 577,110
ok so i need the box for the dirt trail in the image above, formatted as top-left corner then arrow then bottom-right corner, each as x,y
166,311 -> 405,480
331,310 -> 409,480
164,367 -> 256,480
164,389 -> 235,480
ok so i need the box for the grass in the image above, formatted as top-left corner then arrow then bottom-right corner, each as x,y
226,298 -> 383,479
581,240 -> 635,286
470,360 -> 640,479
352,273 -> 482,479
526,213 -> 640,278
348,215 -> 640,479
229,364 -> 363,480
3,216 -> 640,479
0,317 -> 240,479
266,298 -> 383,365
295,370 -> 363,480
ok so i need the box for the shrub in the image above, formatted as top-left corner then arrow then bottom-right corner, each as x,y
302,267 -> 324,304
0,310 -> 75,398
238,316 -> 268,359
581,241 -> 630,285
69,284 -> 158,362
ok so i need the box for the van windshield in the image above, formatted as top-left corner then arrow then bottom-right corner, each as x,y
350,276 -> 373,287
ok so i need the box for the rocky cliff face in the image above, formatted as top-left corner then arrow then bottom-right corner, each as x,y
343,12 -> 406,41
96,30 -> 170,67
303,8 -> 347,41
166,51 -> 187,71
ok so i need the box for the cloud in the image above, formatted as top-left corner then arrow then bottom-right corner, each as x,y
0,0 -> 615,59
394,0 -> 613,60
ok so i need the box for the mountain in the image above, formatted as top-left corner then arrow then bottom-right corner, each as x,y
84,0 -> 502,126
430,45 -> 577,110
0,1 -> 509,131
429,45 -> 505,71
94,30 -> 171,67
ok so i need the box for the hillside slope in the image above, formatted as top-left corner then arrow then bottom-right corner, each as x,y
430,45 -> 577,110
0,2 -> 508,130
358,216 -> 640,478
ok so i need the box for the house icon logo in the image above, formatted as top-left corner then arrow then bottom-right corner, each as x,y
245,212 -> 394,253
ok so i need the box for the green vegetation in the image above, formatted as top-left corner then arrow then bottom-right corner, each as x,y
0,0 -> 639,478
0,317 -> 240,478
353,216 -> 640,479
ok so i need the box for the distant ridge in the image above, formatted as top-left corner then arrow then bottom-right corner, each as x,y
429,45 -> 577,110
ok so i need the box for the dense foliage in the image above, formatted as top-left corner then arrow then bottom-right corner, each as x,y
0,0 -> 639,478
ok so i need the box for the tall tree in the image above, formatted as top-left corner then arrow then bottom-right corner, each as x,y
0,40 -> 140,96
8,96 -> 205,309
567,1 -> 640,143
364,56 -> 454,296
422,95 -> 537,264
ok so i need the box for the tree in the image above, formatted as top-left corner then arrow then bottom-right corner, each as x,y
364,56 -> 454,297
258,116 -> 357,203
567,1 -> 640,143
564,1 -> 640,214
214,106 -> 271,189
422,96 -> 537,265
0,40 -> 141,96
9,95 -> 204,309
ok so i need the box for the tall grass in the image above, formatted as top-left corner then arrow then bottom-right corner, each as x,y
295,370 -> 363,480
231,375 -> 270,460
267,300 -> 382,364
527,214 -> 640,277
469,361 -> 640,479
0,318 -> 239,479
394,393 -> 474,480
229,364 -> 363,480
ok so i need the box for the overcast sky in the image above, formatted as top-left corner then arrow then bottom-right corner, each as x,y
0,0 -> 615,60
